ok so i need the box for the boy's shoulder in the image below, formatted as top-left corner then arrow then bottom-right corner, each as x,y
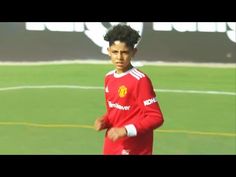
134,68 -> 146,75
129,68 -> 147,80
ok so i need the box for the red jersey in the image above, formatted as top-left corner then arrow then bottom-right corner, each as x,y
102,67 -> 164,155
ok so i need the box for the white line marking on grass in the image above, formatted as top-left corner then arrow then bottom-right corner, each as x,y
0,85 -> 103,91
0,60 -> 111,66
0,85 -> 235,96
155,89 -> 236,96
0,59 -> 235,68
0,121 -> 235,137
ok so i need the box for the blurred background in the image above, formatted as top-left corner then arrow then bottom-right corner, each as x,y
0,22 -> 235,63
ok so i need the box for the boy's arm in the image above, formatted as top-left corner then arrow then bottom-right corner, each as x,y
94,77 -> 111,131
125,76 -> 164,136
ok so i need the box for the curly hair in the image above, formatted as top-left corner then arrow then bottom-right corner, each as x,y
104,24 -> 141,49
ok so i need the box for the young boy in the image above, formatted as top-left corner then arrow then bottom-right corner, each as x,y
94,24 -> 164,155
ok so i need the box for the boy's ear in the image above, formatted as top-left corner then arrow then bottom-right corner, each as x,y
107,47 -> 111,56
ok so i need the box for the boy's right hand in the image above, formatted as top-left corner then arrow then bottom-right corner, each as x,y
94,117 -> 106,131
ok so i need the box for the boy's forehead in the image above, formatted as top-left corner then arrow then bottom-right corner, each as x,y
112,40 -> 129,47
114,40 -> 124,45
110,41 -> 130,50
109,40 -> 135,51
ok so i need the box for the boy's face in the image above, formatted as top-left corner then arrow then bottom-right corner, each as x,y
107,41 -> 137,74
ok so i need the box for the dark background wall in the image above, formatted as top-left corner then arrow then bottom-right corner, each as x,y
0,22 -> 235,63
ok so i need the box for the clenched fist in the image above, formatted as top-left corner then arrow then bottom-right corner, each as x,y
107,127 -> 127,141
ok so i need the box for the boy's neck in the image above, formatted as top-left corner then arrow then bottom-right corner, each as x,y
116,65 -> 134,74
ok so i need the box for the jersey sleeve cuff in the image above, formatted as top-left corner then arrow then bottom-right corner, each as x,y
124,124 -> 137,137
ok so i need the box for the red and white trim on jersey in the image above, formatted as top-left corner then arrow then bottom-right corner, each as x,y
106,67 -> 146,80
129,68 -> 145,80
124,124 -> 137,137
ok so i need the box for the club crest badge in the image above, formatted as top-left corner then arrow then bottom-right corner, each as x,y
118,85 -> 127,98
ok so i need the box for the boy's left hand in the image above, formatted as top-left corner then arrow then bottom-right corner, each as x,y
107,127 -> 127,141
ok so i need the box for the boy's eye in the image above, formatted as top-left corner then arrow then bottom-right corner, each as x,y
112,51 -> 129,54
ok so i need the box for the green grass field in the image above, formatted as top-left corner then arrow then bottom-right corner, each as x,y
0,63 -> 235,154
